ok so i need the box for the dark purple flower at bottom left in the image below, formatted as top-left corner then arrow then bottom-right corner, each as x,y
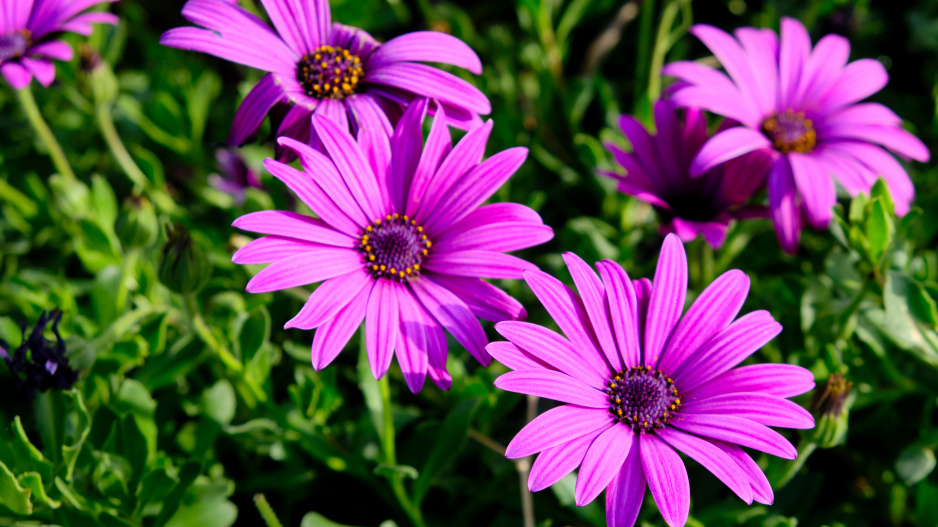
1,309 -> 78,399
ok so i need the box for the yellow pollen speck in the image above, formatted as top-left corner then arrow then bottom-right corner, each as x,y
399,271 -> 405,278
413,264 -> 420,271
617,409 -> 623,416
380,265 -> 386,271
366,226 -> 373,232
394,213 -> 399,219
425,241 -> 432,248
365,246 -> 372,252
421,235 -> 427,241
422,249 -> 428,255
403,215 -> 409,221
417,226 -> 423,232
314,54 -> 321,60
386,215 -> 392,221
369,255 -> 375,261
375,219 -> 382,225
675,398 -> 681,404
406,268 -> 412,274
334,68 -> 341,75
389,268 -> 396,274
321,62 -> 328,68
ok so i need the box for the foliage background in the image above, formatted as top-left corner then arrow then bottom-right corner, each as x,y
2,0 -> 938,526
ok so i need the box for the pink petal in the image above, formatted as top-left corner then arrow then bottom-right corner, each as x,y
494,370 -> 609,408
366,278 -> 401,380
564,253 -> 622,372
688,363 -> 816,400
683,392 -> 815,429
285,271 -> 373,329
670,414 -> 797,459
396,286 -> 430,393
245,247 -> 362,293
311,283 -> 372,370
423,250 -> 537,279
233,210 -> 356,247
767,157 -> 801,254
788,152 -> 835,229
575,424 -> 634,506
645,234 -> 688,366
690,127 -> 772,177
596,260 -> 641,369
366,31 -> 482,74
656,427 -> 752,504
505,405 -> 614,459
528,433 -> 595,492
607,440 -> 646,527
640,433 -> 690,527
409,275 -> 490,365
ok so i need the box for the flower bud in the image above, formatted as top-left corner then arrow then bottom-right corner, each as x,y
115,195 -> 159,249
810,373 -> 854,448
159,223 -> 212,294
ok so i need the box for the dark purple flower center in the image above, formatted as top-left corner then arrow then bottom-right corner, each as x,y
762,109 -> 817,154
360,214 -> 432,282
0,30 -> 31,62
296,45 -> 364,100
607,366 -> 681,433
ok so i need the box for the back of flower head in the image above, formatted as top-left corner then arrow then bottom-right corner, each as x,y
1,310 -> 78,401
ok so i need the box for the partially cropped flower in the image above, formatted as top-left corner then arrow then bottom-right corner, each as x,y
602,100 -> 771,248
161,0 -> 489,149
663,18 -> 930,253
209,148 -> 263,204
232,100 -> 552,392
1,310 -> 78,398
0,0 -> 118,89
490,234 -> 815,527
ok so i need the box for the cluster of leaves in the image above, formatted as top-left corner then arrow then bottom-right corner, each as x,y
1,0 -> 938,526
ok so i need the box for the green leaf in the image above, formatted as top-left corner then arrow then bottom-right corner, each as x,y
62,390 -> 92,482
90,174 -> 119,229
136,467 -> 175,512
413,398 -> 479,505
11,416 -> 53,484
153,461 -> 202,527
300,512 -> 396,527
897,445 -> 936,485
203,380 -> 237,426
867,196 -> 894,264
164,498 -> 238,527
0,460 -> 32,515
372,464 -> 418,480
119,415 -> 149,484
908,280 -> 938,326
870,177 -> 895,215
233,306 -> 271,362
18,471 -> 60,509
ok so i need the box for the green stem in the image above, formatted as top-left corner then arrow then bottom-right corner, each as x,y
184,294 -> 243,374
377,375 -> 427,527
96,104 -> 149,192
634,0 -> 656,112
836,279 -> 872,342
772,440 -> 817,488
253,494 -> 284,527
647,0 -> 690,100
115,248 -> 141,313
17,86 -> 77,181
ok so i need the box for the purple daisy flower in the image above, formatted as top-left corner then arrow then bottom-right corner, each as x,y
490,234 -> 815,527
0,0 -> 117,89
231,99 -> 552,392
663,18 -> 930,253
602,99 -> 772,248
160,0 -> 489,149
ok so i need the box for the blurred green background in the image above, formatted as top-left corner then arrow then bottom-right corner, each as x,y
2,0 -> 938,526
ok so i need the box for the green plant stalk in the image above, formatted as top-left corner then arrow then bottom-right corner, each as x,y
253,494 -> 283,527
378,374 -> 427,527
836,279 -> 872,342
17,86 -> 77,181
185,294 -> 242,372
647,0 -> 691,100
114,248 -> 141,314
96,103 -> 149,192
634,0 -> 657,111
772,440 -> 818,488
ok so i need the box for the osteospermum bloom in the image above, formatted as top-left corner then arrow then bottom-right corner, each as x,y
0,0 -> 117,88
231,100 -> 552,392
490,234 -> 815,527
602,99 -> 771,248
209,148 -> 263,205
1,310 -> 78,399
160,0 -> 489,148
663,18 -> 930,253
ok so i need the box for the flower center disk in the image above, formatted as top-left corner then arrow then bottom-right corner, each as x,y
296,45 -> 363,100
761,109 -> 817,154
0,30 -> 31,62
607,366 -> 681,432
360,214 -> 432,282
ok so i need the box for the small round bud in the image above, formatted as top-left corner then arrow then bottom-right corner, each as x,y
115,195 -> 159,249
159,223 -> 212,294
810,373 -> 854,448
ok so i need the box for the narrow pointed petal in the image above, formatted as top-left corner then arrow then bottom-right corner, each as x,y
768,157 -> 801,254
658,269 -> 750,375
433,223 -> 553,253
313,114 -> 387,221
608,441 -> 646,527
690,127 -> 771,177
683,393 -> 815,429
486,341 -> 548,372
233,210 -> 356,247
494,370 -> 609,408
366,279 -> 401,380
246,248 -> 361,293
423,251 -> 537,279
640,434 -> 690,527
285,271 -> 373,329
263,157 -> 362,236
388,99 -> 429,213
670,414 -> 797,459
415,120 -> 492,224
596,260 -> 641,369
495,321 -> 606,388
522,269 -> 608,374
228,73 -> 286,145
311,284 -> 371,370
688,364 -> 816,400
232,236 -> 323,265
575,424 -> 634,506
675,310 -> 782,391
528,432 -> 595,492
396,286 -> 430,393
427,273 -> 525,323
645,234 -> 688,366
564,253 -> 622,372
713,440 -> 774,505
788,152 -> 835,229
367,31 -> 482,74
656,428 -> 752,504
410,276 -> 490,365
505,405 -> 614,459
406,104 -> 452,217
